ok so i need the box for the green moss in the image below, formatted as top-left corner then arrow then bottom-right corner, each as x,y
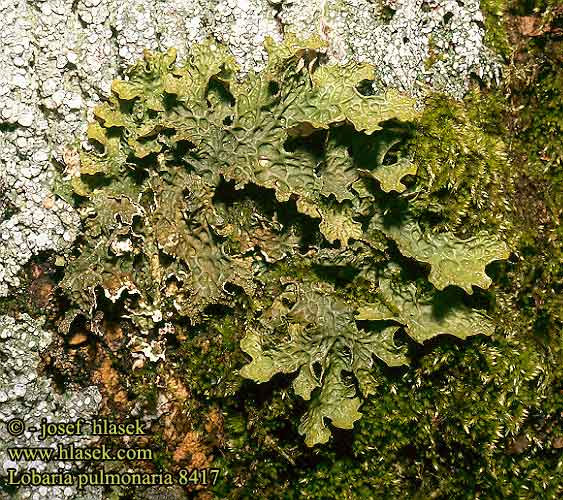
481,0 -> 511,59
173,314 -> 245,399
409,90 -> 514,239
513,46 -> 563,209
0,296 -> 28,317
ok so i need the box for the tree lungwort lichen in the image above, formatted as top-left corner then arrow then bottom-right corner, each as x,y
58,35 -> 510,447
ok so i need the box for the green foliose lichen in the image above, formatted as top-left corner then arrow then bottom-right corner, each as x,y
59,35 -> 510,447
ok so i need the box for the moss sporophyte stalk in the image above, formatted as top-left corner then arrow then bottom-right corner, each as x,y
57,34 -> 510,447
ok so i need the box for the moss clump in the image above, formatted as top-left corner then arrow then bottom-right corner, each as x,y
481,0 -> 512,59
408,90 -> 514,239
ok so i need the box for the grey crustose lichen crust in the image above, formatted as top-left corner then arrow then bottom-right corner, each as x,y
280,0 -> 500,96
0,314 -> 102,500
